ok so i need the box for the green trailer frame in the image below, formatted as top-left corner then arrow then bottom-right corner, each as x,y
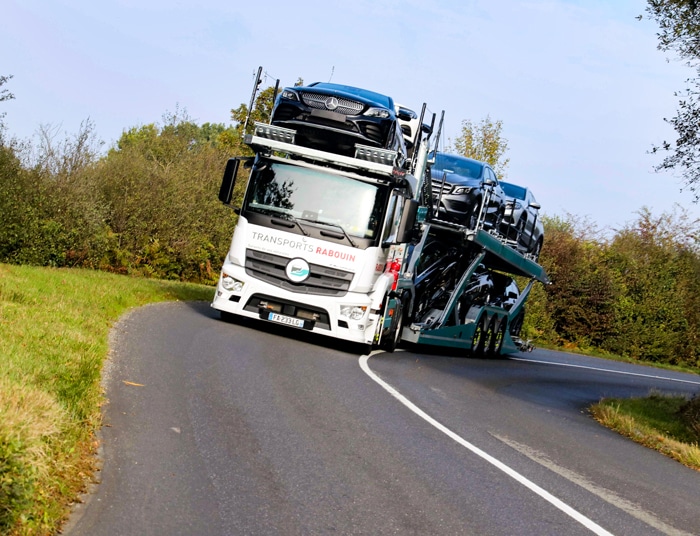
397,222 -> 548,356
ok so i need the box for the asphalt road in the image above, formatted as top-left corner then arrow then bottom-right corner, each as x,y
64,301 -> 700,536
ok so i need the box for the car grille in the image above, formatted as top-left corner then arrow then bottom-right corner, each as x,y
360,123 -> 385,145
301,92 -> 364,116
245,249 -> 353,296
431,180 -> 453,196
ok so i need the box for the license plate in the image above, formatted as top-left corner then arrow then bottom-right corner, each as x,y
268,312 -> 306,329
310,108 -> 345,123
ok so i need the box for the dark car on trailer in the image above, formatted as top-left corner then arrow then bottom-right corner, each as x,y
430,152 -> 506,230
270,82 -> 407,161
499,180 -> 544,259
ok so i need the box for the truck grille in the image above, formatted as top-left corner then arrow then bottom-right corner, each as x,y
301,92 -> 364,116
245,249 -> 353,297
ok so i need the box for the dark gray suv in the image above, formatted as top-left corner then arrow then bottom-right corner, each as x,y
499,181 -> 544,259
430,152 -> 506,230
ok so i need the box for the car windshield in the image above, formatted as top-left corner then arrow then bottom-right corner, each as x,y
500,182 -> 527,200
246,162 -> 386,239
433,153 -> 483,178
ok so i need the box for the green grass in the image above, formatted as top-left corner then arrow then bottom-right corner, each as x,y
591,392 -> 700,471
0,264 -> 213,535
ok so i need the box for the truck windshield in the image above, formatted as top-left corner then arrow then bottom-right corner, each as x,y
245,162 -> 387,240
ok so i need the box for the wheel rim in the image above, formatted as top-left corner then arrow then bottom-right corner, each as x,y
471,315 -> 487,356
485,316 -> 497,356
467,202 -> 480,229
392,312 -> 403,348
490,319 -> 506,357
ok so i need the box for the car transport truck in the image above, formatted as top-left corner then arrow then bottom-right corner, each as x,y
211,78 -> 548,355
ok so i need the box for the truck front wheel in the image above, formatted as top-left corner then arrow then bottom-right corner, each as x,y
380,298 -> 404,352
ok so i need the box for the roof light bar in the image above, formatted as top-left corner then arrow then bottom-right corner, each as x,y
254,122 -> 296,144
355,144 -> 397,166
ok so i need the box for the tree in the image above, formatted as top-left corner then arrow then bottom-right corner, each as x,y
230,85 -> 279,135
645,1 -> 700,201
0,74 -> 13,104
0,74 -> 14,142
604,207 -> 700,364
533,215 -> 619,349
450,115 -> 510,177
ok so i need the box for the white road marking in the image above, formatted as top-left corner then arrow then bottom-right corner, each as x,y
359,352 -> 615,536
493,433 -> 693,536
511,357 -> 700,386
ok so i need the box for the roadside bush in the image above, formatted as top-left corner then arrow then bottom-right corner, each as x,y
91,114 -> 238,282
0,114 -> 239,283
604,208 -> 700,365
534,215 -> 618,349
678,394 -> 700,439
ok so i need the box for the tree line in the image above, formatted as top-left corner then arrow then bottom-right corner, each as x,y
1,76 -> 699,368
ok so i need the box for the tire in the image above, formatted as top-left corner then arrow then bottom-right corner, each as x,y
488,317 -> 507,358
516,216 -> 527,242
532,237 -> 543,261
470,314 -> 488,357
357,343 -> 374,355
219,310 -> 236,323
494,206 -> 506,233
380,299 -> 403,352
464,200 -> 480,230
483,316 -> 497,357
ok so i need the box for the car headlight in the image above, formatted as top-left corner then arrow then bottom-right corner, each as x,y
221,273 -> 244,292
453,186 -> 472,195
364,107 -> 391,118
514,201 -> 523,210
340,305 -> 368,320
281,89 -> 299,101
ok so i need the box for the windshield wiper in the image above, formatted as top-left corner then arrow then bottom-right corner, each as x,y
255,208 -> 309,236
270,215 -> 309,236
298,217 -> 357,247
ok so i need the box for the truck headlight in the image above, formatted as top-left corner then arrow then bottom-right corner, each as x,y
221,273 -> 244,292
340,305 -> 368,320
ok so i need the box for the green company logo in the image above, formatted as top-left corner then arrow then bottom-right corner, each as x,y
286,258 -> 310,283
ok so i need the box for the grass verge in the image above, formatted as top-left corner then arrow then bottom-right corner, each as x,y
590,392 -> 700,472
0,263 -> 213,535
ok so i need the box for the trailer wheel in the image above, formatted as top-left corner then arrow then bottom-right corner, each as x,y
470,314 -> 487,357
488,317 -> 507,358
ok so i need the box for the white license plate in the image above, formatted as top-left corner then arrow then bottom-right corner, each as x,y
268,312 -> 305,328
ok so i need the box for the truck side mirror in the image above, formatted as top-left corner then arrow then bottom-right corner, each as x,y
219,158 -> 241,205
396,198 -> 419,243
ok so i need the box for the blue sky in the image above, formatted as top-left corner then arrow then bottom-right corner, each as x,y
2,0 -> 697,231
